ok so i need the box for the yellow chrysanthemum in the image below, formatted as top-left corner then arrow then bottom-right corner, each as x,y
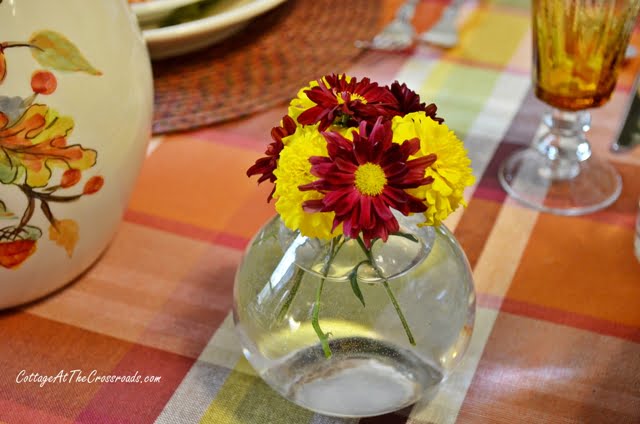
273,126 -> 342,239
392,112 -> 475,226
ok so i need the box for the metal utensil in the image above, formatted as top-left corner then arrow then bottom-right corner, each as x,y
418,0 -> 464,48
611,69 -> 640,153
355,0 -> 420,51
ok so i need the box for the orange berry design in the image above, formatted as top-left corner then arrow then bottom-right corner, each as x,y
31,70 -> 57,95
83,176 -> 104,195
60,169 -> 82,188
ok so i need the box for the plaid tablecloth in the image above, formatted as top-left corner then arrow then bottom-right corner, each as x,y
2,0 -> 640,423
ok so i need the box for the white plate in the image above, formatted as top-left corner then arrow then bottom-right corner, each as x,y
131,0 -> 205,26
142,0 -> 287,60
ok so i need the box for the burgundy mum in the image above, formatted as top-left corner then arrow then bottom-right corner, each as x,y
297,74 -> 397,131
388,81 -> 444,124
246,115 -> 297,201
300,117 -> 436,247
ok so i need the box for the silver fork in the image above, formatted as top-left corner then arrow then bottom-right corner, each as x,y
355,0 -> 420,51
419,0 -> 464,48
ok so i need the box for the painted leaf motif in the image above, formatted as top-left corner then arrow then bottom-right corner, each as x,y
29,30 -> 102,76
49,219 -> 79,257
0,104 -> 97,187
0,147 -> 20,184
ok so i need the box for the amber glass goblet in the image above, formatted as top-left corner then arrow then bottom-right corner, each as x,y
499,0 -> 640,215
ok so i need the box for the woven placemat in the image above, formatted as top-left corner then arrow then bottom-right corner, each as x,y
151,0 -> 382,134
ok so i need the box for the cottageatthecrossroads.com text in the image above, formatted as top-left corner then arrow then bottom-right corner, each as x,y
15,370 -> 162,387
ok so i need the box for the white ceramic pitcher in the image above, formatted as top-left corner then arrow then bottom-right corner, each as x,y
0,0 -> 153,308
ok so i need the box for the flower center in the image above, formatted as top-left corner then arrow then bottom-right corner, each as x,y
335,91 -> 368,105
354,163 -> 387,196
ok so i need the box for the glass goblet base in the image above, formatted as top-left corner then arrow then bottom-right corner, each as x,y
498,148 -> 622,216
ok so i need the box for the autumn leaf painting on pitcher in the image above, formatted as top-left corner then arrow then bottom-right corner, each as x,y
0,30 -> 104,269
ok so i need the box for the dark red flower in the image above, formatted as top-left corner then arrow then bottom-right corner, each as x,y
300,117 -> 436,247
297,74 -> 397,131
388,81 -> 443,123
246,115 -> 297,201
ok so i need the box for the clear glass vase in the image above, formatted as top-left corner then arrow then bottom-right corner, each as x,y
233,213 -> 476,417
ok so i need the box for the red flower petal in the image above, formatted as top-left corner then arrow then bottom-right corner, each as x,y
387,81 -> 444,123
399,137 -> 421,158
298,106 -> 333,129
306,85 -> 339,105
360,196 -> 374,230
382,162 -> 408,179
334,157 -> 358,173
326,189 -> 359,215
353,137 -> 370,165
302,199 -> 325,212
247,115 -> 295,202
371,195 -> 394,220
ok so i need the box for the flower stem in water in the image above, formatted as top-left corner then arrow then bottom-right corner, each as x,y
311,236 -> 345,358
382,280 -> 416,346
312,276 -> 331,358
356,237 -> 416,346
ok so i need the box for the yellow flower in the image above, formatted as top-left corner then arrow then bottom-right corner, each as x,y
273,125 -> 342,239
392,112 -> 475,226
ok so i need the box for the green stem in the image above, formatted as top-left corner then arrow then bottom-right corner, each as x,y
311,236 -> 345,358
356,237 -> 416,346
382,280 -> 415,345
312,275 -> 331,358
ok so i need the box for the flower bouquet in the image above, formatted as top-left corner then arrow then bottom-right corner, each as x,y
247,74 -> 474,353
236,74 -> 476,416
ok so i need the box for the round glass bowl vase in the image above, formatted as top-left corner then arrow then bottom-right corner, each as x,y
233,213 -> 476,418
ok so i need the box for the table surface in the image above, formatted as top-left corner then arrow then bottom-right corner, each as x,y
2,0 -> 640,423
